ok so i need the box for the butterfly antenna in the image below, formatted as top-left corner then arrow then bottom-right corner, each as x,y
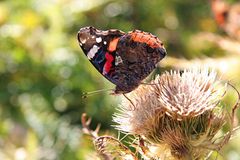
82,88 -> 114,98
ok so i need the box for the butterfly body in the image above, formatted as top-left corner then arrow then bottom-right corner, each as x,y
78,26 -> 166,94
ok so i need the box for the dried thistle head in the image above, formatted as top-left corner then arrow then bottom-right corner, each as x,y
113,68 -> 230,159
155,69 -> 225,119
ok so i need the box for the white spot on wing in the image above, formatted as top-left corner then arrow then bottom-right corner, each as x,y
115,55 -> 123,66
87,45 -> 99,59
104,41 -> 107,45
96,37 -> 102,43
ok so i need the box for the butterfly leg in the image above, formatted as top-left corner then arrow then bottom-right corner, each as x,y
123,93 -> 136,110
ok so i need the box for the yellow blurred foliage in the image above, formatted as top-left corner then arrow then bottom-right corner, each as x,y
0,4 -> 9,25
20,10 -> 42,29
199,18 -> 218,32
26,130 -> 38,160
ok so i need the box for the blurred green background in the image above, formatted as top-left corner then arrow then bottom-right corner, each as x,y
0,0 -> 240,159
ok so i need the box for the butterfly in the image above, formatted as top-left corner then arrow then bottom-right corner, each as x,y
77,26 -> 166,94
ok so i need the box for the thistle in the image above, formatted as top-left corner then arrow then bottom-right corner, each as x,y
82,68 -> 239,160
113,68 -> 238,159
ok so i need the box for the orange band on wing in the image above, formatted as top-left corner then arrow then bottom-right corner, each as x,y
108,38 -> 119,52
130,32 -> 161,48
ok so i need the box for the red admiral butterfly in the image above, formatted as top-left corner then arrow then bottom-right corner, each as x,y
77,26 -> 166,94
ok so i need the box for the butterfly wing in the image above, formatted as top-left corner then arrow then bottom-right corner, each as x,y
112,30 -> 167,94
77,26 -> 125,85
